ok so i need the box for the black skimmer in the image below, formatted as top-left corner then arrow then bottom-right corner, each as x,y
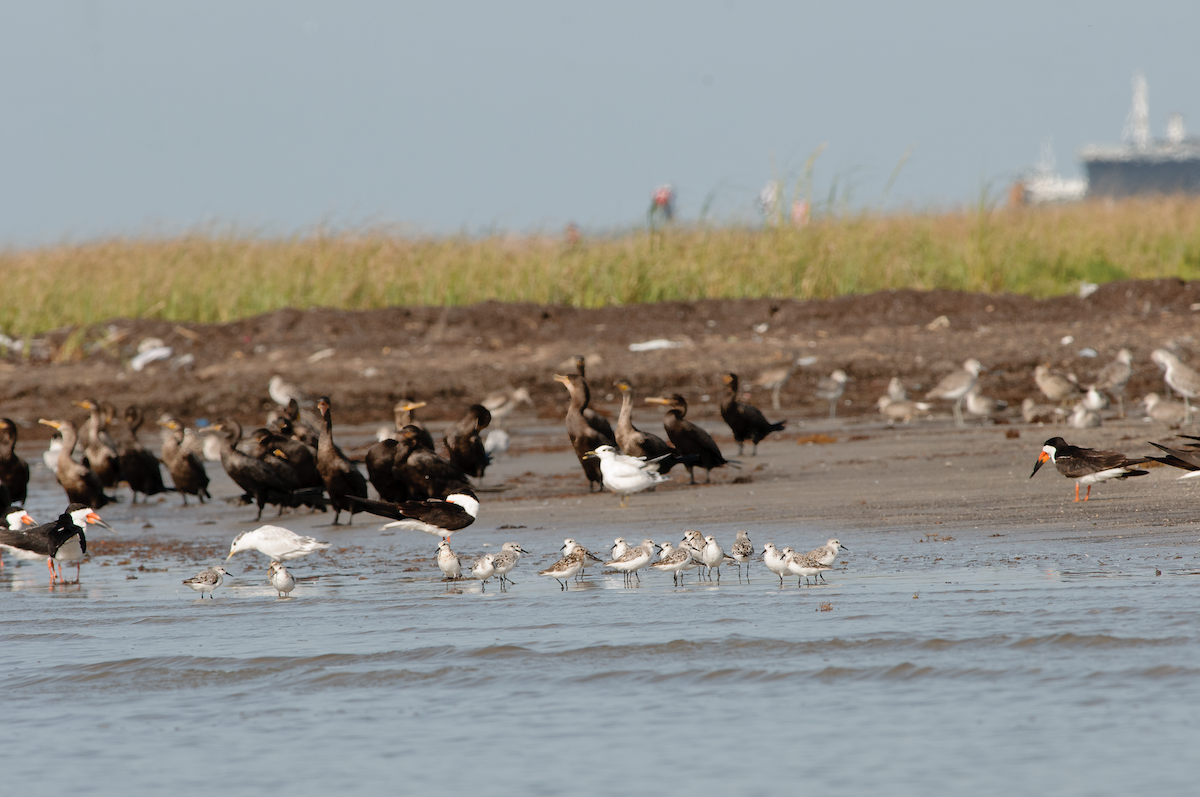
443,404 -> 492,480
815,370 -> 849,418
645,394 -> 738,484
926,359 -> 984,427
719,372 -> 787,456
0,418 -> 30,505
0,504 -> 113,583
555,373 -> 615,492
156,415 -> 211,505
1150,350 -> 1200,424
1145,436 -> 1200,479
349,490 -> 479,540
315,396 -> 368,525
1029,437 -> 1149,501
38,419 -> 115,508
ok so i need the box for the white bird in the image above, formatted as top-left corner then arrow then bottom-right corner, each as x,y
483,429 -> 511,461
698,534 -> 726,581
1021,397 -> 1062,425
470,554 -> 496,590
42,434 -> 64,471
226,525 -> 332,562
182,565 -> 227,599
730,529 -> 754,579
815,370 -> 849,418
784,548 -> 830,587
492,541 -> 528,586
437,540 -> 463,580
762,543 -> 790,586
603,538 -> 656,586
268,561 -> 295,597
876,396 -> 933,422
611,537 -> 630,561
1094,349 -> 1133,417
540,550 -> 585,590
1143,393 -> 1188,425
583,445 -> 670,507
268,375 -> 310,408
481,387 -> 534,426
1081,386 -> 1109,412
886,377 -> 908,401
1151,349 -> 1200,424
650,540 -> 693,585
964,387 -> 1007,419
927,359 -> 985,427
1068,404 -> 1102,429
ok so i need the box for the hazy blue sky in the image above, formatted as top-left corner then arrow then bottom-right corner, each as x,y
1,1 -> 1197,245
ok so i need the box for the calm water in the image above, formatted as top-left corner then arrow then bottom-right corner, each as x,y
5,452 -> 1200,795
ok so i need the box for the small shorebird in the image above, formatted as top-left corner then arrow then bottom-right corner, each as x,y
1033,364 -> 1081,408
698,534 -> 726,582
268,561 -> 295,597
815,370 -> 849,418
492,542 -> 528,586
784,548 -> 830,586
1150,349 -> 1200,424
604,538 -> 656,586
650,541 -> 693,585
730,529 -> 754,580
964,387 -> 1007,419
1030,437 -> 1149,501
803,538 -> 848,583
436,540 -> 463,581
561,538 -> 605,580
926,359 -> 985,427
227,525 -> 331,562
762,542 -> 790,586
540,550 -> 585,590
470,554 -> 496,591
183,565 -> 228,599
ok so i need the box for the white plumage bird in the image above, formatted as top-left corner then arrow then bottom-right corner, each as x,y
583,445 -> 670,507
226,525 -> 332,563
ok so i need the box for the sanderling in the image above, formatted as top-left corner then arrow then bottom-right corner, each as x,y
227,525 -> 331,562
492,542 -> 529,586
611,537 -> 630,561
183,565 -> 228,598
803,538 -> 848,583
604,538 -> 656,586
437,540 -> 462,580
650,540 -> 693,585
470,554 -> 496,590
762,543 -> 790,586
784,548 -> 830,587
268,561 -> 296,597
561,538 -> 604,580
540,550 -> 585,590
731,529 -> 754,580
699,535 -> 726,582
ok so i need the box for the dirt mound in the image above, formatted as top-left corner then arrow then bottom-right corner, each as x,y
3,279 -> 1196,432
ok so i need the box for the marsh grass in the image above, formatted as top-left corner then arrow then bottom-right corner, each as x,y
7,197 -> 1200,336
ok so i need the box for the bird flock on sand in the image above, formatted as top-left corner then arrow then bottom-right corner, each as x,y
1,344 -> 1198,595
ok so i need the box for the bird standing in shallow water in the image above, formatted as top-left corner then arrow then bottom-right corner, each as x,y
268,561 -> 295,597
183,565 -> 228,599
316,396 -> 368,525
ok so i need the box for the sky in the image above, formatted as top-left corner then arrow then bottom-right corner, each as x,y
1,1 -> 1198,246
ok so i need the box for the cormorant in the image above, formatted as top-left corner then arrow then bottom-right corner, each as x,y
554,373 -> 614,492
443,404 -> 492,479
644,394 -> 737,484
157,415 -> 211,505
117,406 -> 170,502
316,396 -> 368,525
718,372 -> 787,456
0,418 -> 30,505
38,419 -> 114,508
573,355 -> 615,441
208,419 -> 324,520
613,380 -> 689,474
74,399 -> 121,488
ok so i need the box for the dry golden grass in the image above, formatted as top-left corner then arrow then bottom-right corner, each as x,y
6,197 -> 1200,337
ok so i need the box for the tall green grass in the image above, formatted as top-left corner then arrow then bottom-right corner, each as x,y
7,197 -> 1200,337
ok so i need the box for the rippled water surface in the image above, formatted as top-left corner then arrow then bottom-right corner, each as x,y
6,445 -> 1200,795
